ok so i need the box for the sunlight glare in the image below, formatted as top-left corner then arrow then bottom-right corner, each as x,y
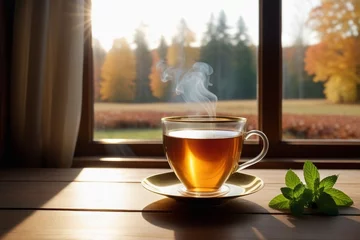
91,0 -> 259,51
91,0 -> 319,51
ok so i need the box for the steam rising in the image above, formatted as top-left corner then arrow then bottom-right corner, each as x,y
157,61 -> 217,116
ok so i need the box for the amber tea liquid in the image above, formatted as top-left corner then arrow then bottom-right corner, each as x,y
163,129 -> 243,192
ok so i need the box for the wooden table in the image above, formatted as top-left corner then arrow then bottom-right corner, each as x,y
0,168 -> 359,239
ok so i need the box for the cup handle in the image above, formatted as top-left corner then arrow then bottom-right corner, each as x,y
236,130 -> 269,171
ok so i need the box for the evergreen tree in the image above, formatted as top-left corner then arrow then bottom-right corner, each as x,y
134,24 -> 154,102
214,10 -> 233,100
200,14 -> 218,96
232,16 -> 257,99
158,35 -> 168,61
150,38 -> 171,101
202,13 -> 216,45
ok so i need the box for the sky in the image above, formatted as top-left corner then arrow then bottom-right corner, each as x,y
91,0 -> 319,51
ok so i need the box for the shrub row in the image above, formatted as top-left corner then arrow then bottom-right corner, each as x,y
282,114 -> 360,139
94,111 -> 360,139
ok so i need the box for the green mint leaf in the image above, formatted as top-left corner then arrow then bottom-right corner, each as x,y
269,163 -> 351,216
319,175 -> 338,190
312,178 -> 321,201
269,194 -> 290,210
302,188 -> 313,204
290,199 -> 305,216
293,183 -> 305,199
281,187 -> 294,200
314,177 -> 320,191
303,161 -> 320,190
325,188 -> 353,207
285,169 -> 301,189
317,192 -> 339,216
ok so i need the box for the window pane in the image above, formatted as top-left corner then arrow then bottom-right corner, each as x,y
282,0 -> 360,140
91,0 -> 259,140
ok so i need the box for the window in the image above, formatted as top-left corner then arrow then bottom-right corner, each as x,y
91,0 -> 259,140
282,0 -> 360,141
75,0 -> 360,161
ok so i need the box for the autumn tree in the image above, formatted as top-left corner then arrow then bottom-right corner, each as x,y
149,50 -> 161,100
100,38 -> 136,102
166,19 -> 200,101
167,19 -> 199,68
149,36 -> 171,101
305,0 -> 360,103
92,38 -> 106,101
134,24 -> 154,103
149,50 -> 170,101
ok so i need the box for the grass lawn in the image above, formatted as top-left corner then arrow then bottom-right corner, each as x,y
94,128 -> 162,139
95,99 -> 360,116
94,99 -> 360,139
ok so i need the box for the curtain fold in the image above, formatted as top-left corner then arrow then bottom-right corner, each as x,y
10,0 -> 84,167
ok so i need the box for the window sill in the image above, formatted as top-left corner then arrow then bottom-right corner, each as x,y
72,157 -> 360,169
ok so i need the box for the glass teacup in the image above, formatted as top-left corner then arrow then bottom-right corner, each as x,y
162,116 -> 269,197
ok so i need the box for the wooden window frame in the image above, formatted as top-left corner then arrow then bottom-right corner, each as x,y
75,0 -> 360,167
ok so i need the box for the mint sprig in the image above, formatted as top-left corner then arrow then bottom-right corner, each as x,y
269,161 -> 353,216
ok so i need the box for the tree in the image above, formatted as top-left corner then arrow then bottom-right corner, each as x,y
200,14 -> 218,96
231,16 -> 257,99
167,19 -> 198,68
202,13 -> 216,45
158,35 -> 168,60
92,38 -> 106,101
134,24 -> 154,102
177,18 -> 196,47
305,0 -> 360,103
149,50 -> 170,101
200,11 -> 234,99
150,38 -> 170,101
167,39 -> 199,70
213,10 -> 233,99
100,38 -> 136,102
281,0 -> 324,99
166,19 -> 200,101
284,0 -> 316,99
283,46 -> 325,99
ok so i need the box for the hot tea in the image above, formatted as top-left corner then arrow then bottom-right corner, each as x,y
163,129 -> 243,192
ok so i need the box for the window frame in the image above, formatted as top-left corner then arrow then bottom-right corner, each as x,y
75,0 -> 360,164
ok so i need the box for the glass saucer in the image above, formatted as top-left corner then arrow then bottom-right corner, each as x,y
178,185 -> 230,198
141,171 -> 264,200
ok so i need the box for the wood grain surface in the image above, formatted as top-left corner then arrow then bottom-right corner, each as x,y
0,168 -> 359,239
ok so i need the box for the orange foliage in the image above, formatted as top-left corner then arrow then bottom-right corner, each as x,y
167,44 -> 200,69
149,50 -> 169,100
100,38 -> 136,102
305,0 -> 360,103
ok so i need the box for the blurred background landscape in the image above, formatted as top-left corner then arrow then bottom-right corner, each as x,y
91,0 -> 360,140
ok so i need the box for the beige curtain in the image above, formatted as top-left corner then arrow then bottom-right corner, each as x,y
10,0 -> 84,167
